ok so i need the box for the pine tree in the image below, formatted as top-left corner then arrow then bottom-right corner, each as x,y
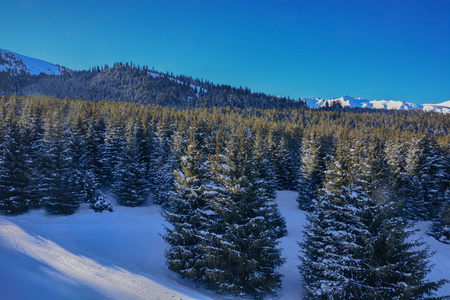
253,129 -> 277,198
300,134 -> 447,299
150,122 -> 175,204
198,125 -> 285,297
418,137 -> 450,219
163,127 -> 210,278
273,135 -> 296,190
401,137 -> 427,220
430,188 -> 450,244
253,129 -> 286,239
297,134 -> 323,211
0,124 -> 31,214
18,97 -> 44,208
100,115 -> 126,186
90,190 -> 113,212
40,114 -> 80,214
112,124 -> 148,206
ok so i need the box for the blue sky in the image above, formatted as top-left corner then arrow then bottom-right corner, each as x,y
1,0 -> 449,104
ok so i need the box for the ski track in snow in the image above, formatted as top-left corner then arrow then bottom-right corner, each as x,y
0,191 -> 449,299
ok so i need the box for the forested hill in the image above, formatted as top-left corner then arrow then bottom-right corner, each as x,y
0,57 -> 304,110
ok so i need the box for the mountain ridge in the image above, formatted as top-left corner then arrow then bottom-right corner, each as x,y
1,49 -> 448,113
302,95 -> 450,113
0,48 -> 62,75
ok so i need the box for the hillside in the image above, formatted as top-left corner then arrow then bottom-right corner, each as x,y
0,49 -> 62,75
0,49 -> 302,110
1,49 -> 448,112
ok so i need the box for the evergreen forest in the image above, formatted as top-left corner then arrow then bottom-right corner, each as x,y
0,94 -> 449,299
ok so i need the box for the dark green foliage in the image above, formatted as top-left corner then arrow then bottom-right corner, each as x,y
0,124 -> 30,214
300,133 -> 447,299
195,126 -> 285,297
150,123 -> 175,204
40,116 -> 80,215
430,188 -> 450,244
90,190 -> 112,212
297,134 -> 324,211
2,63 -> 305,110
112,145 -> 149,206
0,94 -> 448,298
163,127 -> 209,278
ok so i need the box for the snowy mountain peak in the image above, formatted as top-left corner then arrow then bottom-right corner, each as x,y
302,96 -> 450,114
0,49 -> 62,75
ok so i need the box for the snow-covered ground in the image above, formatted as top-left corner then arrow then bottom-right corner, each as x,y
0,48 -> 61,75
0,191 -> 448,299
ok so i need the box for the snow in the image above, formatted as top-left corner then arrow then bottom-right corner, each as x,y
301,95 -> 450,114
147,71 -> 206,96
275,191 -> 307,299
422,101 -> 450,114
0,49 -> 61,75
0,191 -> 448,299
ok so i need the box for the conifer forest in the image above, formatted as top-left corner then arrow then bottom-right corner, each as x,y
1,92 -> 449,298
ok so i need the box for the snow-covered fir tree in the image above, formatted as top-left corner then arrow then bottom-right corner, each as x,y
100,114 -> 126,186
401,137 -> 427,220
90,190 -> 112,212
150,122 -> 175,204
300,133 -> 446,299
112,124 -> 149,206
297,134 -> 323,211
40,111 -> 80,214
163,126 -> 210,278
0,124 -> 30,214
198,125 -> 285,298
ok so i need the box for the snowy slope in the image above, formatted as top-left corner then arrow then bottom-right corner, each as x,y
0,49 -> 61,75
302,95 -> 450,113
422,102 -> 450,114
0,192 -> 449,299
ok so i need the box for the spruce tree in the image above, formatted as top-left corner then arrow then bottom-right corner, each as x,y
253,129 -> 277,198
101,115 -> 126,186
198,125 -> 285,297
40,113 -> 80,214
300,134 -> 447,299
112,125 -> 148,206
163,127 -> 209,278
150,122 -> 175,204
401,137 -> 427,220
297,134 -> 323,211
0,124 -> 30,214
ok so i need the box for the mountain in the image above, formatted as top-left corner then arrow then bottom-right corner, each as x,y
0,49 -> 62,75
1,49 -> 448,113
0,50 -> 302,110
302,95 -> 450,114
422,101 -> 450,114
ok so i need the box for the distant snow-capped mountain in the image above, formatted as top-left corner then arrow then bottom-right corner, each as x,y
302,95 -> 450,114
0,49 -> 62,75
1,48 -> 448,113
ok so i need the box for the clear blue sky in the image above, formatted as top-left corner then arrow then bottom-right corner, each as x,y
1,0 -> 449,104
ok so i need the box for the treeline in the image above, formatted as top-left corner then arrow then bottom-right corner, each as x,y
0,95 -> 449,298
0,64 -> 304,109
